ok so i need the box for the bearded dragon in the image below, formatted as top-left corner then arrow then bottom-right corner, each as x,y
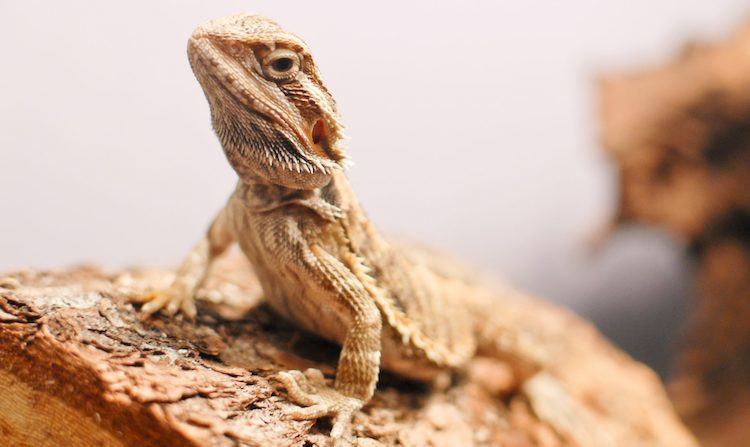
132,13 -> 687,447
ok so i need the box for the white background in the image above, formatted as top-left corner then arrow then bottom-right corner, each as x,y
2,0 -> 747,372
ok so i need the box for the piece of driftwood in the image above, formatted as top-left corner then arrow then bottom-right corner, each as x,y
0,250 -> 694,446
600,20 -> 750,447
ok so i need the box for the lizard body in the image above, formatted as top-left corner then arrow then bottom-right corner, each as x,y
132,13 -> 647,446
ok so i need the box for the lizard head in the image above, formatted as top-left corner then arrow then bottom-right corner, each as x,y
188,14 -> 346,189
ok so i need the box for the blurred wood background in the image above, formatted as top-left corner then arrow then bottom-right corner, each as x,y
600,20 -> 750,447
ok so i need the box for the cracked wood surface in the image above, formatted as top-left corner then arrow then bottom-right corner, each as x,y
0,251 -> 695,447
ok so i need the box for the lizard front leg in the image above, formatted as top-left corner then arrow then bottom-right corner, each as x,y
131,205 -> 235,318
274,243 -> 382,444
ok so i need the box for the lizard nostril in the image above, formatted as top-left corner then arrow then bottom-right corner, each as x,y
312,119 -> 327,145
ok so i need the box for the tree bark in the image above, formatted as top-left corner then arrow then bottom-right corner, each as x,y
0,251 -> 694,447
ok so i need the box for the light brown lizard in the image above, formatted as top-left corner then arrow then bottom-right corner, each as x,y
130,12 -> 487,440
131,13 -> 690,446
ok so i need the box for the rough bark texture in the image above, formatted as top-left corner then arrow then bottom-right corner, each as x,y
599,21 -> 750,447
0,250 -> 694,447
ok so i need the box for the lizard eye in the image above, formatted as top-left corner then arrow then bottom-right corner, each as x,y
262,48 -> 300,83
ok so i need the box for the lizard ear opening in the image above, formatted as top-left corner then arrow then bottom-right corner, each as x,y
309,118 -> 342,163
312,119 -> 326,145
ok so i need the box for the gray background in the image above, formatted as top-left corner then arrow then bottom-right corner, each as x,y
2,0 -> 746,374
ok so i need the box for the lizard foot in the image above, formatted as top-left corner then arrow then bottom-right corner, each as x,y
129,285 -> 196,319
275,368 -> 364,445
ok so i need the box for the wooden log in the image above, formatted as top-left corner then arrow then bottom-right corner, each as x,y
0,251 -> 694,446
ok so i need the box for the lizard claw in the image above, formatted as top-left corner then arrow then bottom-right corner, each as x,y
274,368 -> 363,445
130,287 -> 197,319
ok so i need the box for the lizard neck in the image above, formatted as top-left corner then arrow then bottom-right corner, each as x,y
237,172 -> 354,222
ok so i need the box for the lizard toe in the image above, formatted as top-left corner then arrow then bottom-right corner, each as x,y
274,370 -> 320,406
283,403 -> 331,420
135,287 -> 195,318
139,291 -> 171,315
302,368 -> 327,386
274,369 -> 363,444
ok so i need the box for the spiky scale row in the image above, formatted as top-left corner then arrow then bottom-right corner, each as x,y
156,13 -> 483,445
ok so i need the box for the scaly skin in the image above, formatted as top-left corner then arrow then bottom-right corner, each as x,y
131,15 -> 481,443
126,14 -> 708,446
132,14 -> 689,446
